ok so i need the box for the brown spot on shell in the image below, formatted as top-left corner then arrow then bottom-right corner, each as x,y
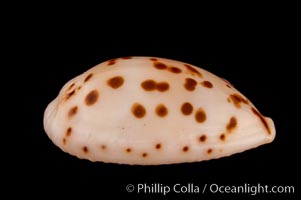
151,59 -> 183,74
121,56 -> 132,59
156,82 -> 169,92
83,146 -> 89,153
68,83 -> 75,91
229,93 -> 249,108
85,90 -> 99,106
141,80 -> 169,92
107,76 -> 124,89
107,58 -> 117,66
126,148 -> 132,153
141,80 -> 156,91
169,67 -> 182,74
195,108 -> 206,123
68,106 -> 78,118
184,78 -> 197,91
182,146 -> 189,152
199,135 -> 207,142
101,145 -> 107,150
132,103 -> 146,118
207,148 -> 213,154
181,102 -> 193,115
202,80 -> 213,88
226,116 -> 237,133
155,104 -> 168,117
65,89 -> 75,101
155,143 -> 161,149
84,73 -> 93,82
154,62 -> 168,70
63,138 -> 66,145
220,133 -> 226,141
66,127 -> 72,137
251,107 -> 271,134
184,64 -> 203,78
142,153 -> 148,158
222,78 -> 233,88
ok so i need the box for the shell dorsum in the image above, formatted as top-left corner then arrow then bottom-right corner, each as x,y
43,56 -> 276,165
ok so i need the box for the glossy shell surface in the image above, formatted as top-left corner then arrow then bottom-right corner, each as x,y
44,57 -> 275,165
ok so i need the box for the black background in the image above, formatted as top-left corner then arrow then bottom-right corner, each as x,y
7,7 -> 298,200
